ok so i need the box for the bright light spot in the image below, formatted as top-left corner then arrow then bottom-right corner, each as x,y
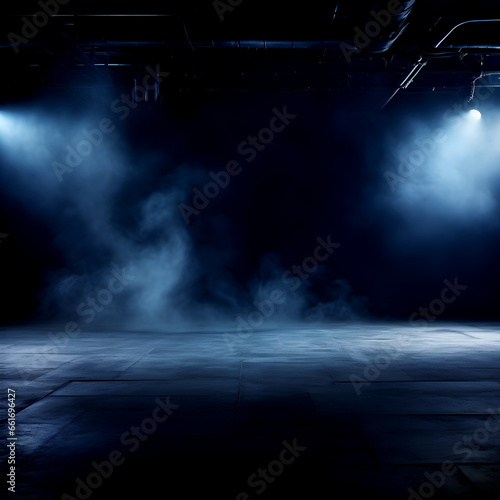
0,112 -> 16,140
0,112 -> 8,130
469,109 -> 482,120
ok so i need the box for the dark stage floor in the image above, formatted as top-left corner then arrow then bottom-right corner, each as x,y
1,323 -> 500,499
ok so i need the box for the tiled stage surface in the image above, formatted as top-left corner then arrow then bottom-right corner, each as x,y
1,322 -> 500,499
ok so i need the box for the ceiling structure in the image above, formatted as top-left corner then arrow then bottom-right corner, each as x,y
1,0 -> 500,107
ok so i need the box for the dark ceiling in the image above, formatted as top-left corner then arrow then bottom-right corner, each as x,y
1,0 -> 500,106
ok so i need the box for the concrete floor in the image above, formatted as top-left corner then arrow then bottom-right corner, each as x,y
1,322 -> 500,499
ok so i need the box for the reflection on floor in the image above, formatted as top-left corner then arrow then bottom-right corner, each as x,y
1,323 -> 500,499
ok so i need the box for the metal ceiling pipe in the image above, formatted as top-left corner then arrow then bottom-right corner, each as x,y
208,40 -> 354,49
435,19 -> 500,48
441,44 -> 500,49
381,56 -> 427,109
380,17 -> 500,110
1,40 -> 358,50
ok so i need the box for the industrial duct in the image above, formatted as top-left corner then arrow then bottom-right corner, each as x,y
364,0 -> 417,53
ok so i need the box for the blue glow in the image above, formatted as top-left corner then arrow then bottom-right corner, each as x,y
0,111 -> 31,143
0,112 -> 13,137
